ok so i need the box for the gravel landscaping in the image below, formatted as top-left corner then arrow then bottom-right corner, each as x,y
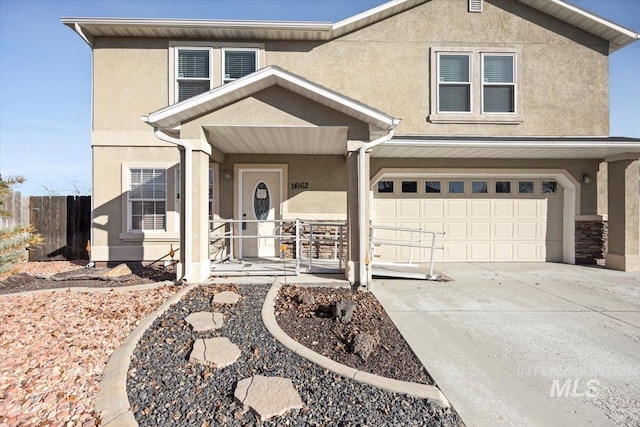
127,283 -> 463,426
0,283 -> 179,426
275,285 -> 432,384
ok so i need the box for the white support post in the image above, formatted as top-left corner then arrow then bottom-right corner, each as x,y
295,218 -> 301,276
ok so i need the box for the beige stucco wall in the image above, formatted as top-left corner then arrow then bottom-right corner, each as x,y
370,158 -> 601,215
91,0 -> 609,138
181,86 -> 369,141
92,145 -> 181,261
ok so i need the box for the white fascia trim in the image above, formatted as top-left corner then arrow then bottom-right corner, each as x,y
61,17 -> 332,32
383,139 -> 640,149
144,66 -> 400,130
332,0 -> 413,31
546,0 -> 639,40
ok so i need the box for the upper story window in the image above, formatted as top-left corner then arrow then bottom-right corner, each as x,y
482,54 -> 515,113
176,48 -> 211,102
430,47 -> 521,124
223,49 -> 258,83
170,42 -> 264,104
438,53 -> 471,113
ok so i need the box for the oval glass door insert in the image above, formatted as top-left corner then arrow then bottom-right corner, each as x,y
253,182 -> 270,220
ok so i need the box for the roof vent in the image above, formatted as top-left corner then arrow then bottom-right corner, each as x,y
469,0 -> 483,13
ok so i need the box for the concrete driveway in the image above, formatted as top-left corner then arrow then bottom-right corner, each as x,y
371,263 -> 640,427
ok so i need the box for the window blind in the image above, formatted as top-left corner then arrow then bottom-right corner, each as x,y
178,50 -> 209,78
484,56 -> 513,83
439,55 -> 469,82
225,51 -> 256,80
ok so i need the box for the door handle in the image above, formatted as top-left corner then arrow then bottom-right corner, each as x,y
242,213 -> 247,230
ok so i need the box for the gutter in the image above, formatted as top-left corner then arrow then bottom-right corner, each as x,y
358,128 -> 396,286
149,126 -> 193,283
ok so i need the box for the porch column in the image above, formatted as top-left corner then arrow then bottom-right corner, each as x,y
189,147 -> 212,281
605,157 -> 640,271
346,149 -> 360,284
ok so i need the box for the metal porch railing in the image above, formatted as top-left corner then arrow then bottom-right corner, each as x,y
369,224 -> 445,280
209,219 -> 347,275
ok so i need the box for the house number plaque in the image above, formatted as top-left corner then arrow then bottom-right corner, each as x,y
290,182 -> 309,190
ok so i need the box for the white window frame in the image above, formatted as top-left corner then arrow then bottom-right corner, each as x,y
437,52 -> 472,114
174,46 -> 213,103
481,53 -> 516,115
222,48 -> 259,83
128,168 -> 167,232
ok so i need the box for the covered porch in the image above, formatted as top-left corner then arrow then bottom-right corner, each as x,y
142,66 -> 400,283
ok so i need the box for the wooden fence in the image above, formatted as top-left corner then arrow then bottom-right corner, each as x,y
0,190 -> 29,230
29,196 -> 91,261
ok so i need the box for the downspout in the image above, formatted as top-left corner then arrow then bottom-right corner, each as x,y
358,129 -> 395,286
153,127 -> 193,283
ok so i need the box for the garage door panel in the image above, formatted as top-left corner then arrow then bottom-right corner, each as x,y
493,222 -> 514,238
516,222 -> 538,238
470,243 -> 490,261
447,200 -> 467,216
493,243 -> 515,261
423,200 -> 444,216
447,222 -> 468,238
516,200 -> 537,217
494,200 -> 514,216
423,221 -> 445,233
399,200 -> 420,217
375,199 -> 397,217
471,222 -> 491,238
516,243 -> 537,260
446,243 -> 468,261
470,200 -> 491,217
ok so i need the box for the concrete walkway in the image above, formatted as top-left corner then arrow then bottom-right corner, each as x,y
371,263 -> 640,427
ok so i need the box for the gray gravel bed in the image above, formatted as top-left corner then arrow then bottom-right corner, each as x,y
127,284 -> 463,426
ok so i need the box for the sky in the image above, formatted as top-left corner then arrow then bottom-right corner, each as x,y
0,0 -> 638,196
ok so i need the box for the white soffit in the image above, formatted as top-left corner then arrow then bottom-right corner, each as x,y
142,66 -> 399,131
204,125 -> 348,155
373,138 -> 640,159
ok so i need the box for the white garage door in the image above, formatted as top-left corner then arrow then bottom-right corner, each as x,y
373,178 -> 563,263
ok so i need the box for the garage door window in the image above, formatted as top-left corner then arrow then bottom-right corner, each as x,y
472,181 -> 488,194
378,181 -> 394,193
542,181 -> 557,193
402,181 -> 418,193
519,181 -> 534,194
449,181 -> 465,194
495,181 -> 511,193
426,181 -> 441,193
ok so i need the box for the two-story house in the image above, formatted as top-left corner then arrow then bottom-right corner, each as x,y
63,0 -> 640,284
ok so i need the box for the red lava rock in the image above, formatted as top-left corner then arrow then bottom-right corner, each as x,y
0,285 -> 178,426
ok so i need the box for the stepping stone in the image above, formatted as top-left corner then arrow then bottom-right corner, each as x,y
189,337 -> 240,368
234,375 -> 303,421
185,312 -> 224,332
212,290 -> 241,305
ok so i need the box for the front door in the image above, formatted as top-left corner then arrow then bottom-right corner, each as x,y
240,171 -> 281,258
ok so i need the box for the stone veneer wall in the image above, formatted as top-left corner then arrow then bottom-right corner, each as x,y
575,219 -> 608,264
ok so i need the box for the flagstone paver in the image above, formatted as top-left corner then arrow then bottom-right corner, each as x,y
185,311 -> 224,332
189,337 -> 240,368
234,375 -> 303,421
212,290 -> 241,305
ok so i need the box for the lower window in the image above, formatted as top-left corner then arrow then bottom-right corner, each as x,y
130,168 -> 167,231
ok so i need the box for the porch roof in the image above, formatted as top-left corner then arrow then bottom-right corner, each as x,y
373,136 -> 640,160
142,66 -> 400,133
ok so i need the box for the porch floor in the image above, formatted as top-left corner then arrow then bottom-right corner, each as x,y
209,257 -> 344,277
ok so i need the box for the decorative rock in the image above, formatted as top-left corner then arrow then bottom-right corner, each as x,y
189,337 -> 240,368
331,299 -> 355,324
103,263 -> 132,278
212,290 -> 241,305
351,333 -> 376,361
185,312 -> 224,332
234,375 -> 303,421
297,290 -> 315,306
